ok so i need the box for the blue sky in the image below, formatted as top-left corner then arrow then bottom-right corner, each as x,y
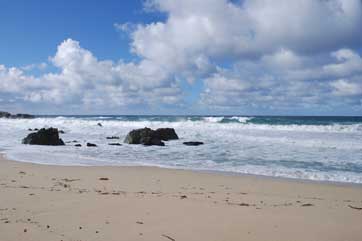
0,0 -> 160,65
0,0 -> 362,115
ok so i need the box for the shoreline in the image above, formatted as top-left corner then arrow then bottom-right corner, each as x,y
1,154 -> 362,241
3,151 -> 362,188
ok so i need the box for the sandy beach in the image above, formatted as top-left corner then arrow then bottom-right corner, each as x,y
0,155 -> 362,241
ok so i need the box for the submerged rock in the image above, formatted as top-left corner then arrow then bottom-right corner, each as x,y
75,144 -> 82,147
87,143 -> 97,147
183,141 -> 204,146
124,127 -> 178,146
106,136 -> 120,140
108,143 -> 122,146
22,128 -> 65,146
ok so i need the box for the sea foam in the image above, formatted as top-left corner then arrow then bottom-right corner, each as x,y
0,116 -> 361,184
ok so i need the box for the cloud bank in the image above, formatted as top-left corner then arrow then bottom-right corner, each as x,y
1,0 -> 362,114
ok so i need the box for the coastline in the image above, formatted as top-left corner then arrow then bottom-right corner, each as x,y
4,151 -> 362,188
1,155 -> 362,241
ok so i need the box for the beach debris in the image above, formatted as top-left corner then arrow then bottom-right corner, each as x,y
348,205 -> 362,210
136,221 -> 144,224
24,228 -> 27,232
22,128 -> 65,146
162,234 -> 176,241
301,203 -> 314,207
124,127 -> 179,146
19,171 -> 26,175
106,136 -> 120,139
86,143 -> 97,147
99,177 -> 109,181
180,195 -> 188,199
62,178 -> 80,182
183,141 -> 204,146
239,203 -> 250,207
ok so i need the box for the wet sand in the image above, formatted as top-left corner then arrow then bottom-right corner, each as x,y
0,155 -> 362,241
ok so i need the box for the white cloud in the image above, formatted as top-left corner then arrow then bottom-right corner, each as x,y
331,79 -> 362,96
200,48 -> 362,110
1,0 -> 362,113
0,39 -> 183,109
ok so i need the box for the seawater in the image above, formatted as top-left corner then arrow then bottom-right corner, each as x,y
0,115 -> 361,183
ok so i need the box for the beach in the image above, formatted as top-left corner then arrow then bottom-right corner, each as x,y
1,155 -> 362,241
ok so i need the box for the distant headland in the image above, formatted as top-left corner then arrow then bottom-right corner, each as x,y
0,111 -> 34,119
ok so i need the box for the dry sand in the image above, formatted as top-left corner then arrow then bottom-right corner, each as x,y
0,155 -> 361,241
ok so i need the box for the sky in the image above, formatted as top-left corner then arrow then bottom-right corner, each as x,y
0,0 -> 362,115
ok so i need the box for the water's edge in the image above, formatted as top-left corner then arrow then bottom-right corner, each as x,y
2,150 -> 362,188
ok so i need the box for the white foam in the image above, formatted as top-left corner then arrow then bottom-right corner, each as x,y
0,117 -> 362,183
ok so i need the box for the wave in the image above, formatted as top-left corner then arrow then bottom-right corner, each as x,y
1,115 -> 362,184
1,116 -> 361,133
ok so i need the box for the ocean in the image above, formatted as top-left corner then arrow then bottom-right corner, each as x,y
0,115 -> 361,183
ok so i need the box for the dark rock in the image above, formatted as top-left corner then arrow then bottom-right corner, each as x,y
28,128 -> 33,131
124,127 -> 153,144
22,128 -> 65,146
74,144 -> 82,147
97,123 -> 103,127
124,127 -> 167,146
106,136 -> 120,140
0,111 -> 11,118
183,141 -> 204,146
59,130 -> 65,134
86,143 -> 97,147
143,136 -> 165,146
34,128 -> 39,131
0,111 -> 34,119
153,128 -> 179,141
108,143 -> 122,146
12,113 -> 34,119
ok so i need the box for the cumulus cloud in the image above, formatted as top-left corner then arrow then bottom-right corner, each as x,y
1,0 -> 362,113
331,79 -> 362,96
0,39 -> 182,110
201,48 -> 362,111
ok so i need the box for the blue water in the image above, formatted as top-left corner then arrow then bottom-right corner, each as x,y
0,115 -> 361,183
38,115 -> 362,125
